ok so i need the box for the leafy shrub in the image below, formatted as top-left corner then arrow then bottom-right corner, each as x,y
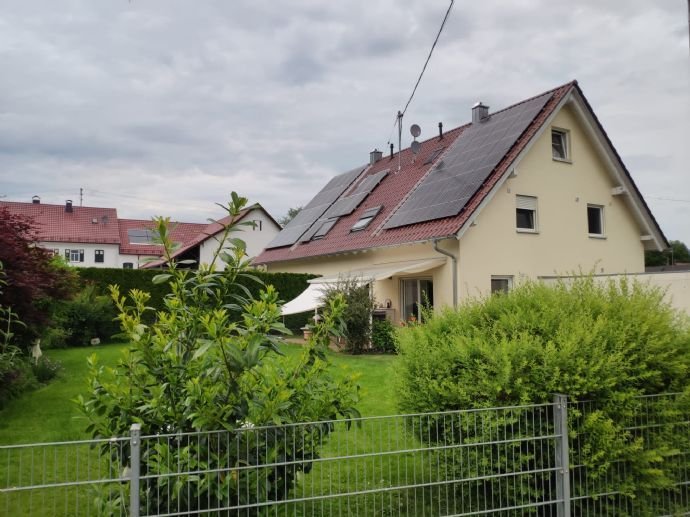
48,284 -> 119,347
322,278 -> 375,354
77,194 -> 360,515
31,356 -> 62,383
371,319 -> 397,353
0,345 -> 37,408
396,277 -> 690,514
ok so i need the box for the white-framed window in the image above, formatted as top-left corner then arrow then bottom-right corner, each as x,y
491,276 -> 513,294
401,278 -> 434,323
552,128 -> 570,161
65,249 -> 84,262
95,249 -> 105,263
587,204 -> 605,237
516,195 -> 538,232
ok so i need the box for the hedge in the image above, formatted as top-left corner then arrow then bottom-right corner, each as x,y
77,268 -> 318,332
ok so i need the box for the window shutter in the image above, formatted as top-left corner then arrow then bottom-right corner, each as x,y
516,195 -> 537,210
79,249 -> 85,262
65,249 -> 70,260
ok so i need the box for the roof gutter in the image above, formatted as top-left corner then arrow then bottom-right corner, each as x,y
433,238 -> 458,308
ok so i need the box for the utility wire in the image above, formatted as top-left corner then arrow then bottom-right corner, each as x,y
648,196 -> 690,204
387,0 -> 455,146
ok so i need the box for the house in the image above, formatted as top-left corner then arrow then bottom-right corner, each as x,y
254,81 -> 667,323
1,198 -> 280,269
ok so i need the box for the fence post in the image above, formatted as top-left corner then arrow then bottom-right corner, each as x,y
129,423 -> 141,517
553,394 -> 571,517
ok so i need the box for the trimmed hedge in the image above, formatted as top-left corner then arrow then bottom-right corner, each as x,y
77,268 -> 318,332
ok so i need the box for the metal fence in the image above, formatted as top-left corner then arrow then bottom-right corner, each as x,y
2,393 -> 688,516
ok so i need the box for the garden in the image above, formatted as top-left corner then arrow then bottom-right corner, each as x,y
2,194 -> 690,515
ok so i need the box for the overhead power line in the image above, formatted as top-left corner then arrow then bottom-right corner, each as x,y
387,0 -> 456,148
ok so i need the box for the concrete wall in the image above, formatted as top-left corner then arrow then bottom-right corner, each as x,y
200,208 -> 280,270
457,103 -> 646,298
42,242 -> 122,268
541,272 -> 690,316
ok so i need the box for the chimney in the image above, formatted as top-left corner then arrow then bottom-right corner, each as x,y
32,195 -> 40,204
389,143 -> 394,159
65,200 -> 73,213
438,122 -> 444,140
472,102 -> 490,124
369,148 -> 383,165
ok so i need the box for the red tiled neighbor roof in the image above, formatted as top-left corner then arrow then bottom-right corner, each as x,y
256,82 -> 575,264
0,201 -> 121,244
117,218 -> 207,256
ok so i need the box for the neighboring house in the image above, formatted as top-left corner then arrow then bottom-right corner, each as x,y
255,81 -> 667,323
1,198 -> 280,269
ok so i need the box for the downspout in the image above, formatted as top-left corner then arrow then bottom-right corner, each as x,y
433,238 -> 458,308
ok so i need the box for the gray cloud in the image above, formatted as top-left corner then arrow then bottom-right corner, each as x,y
0,0 -> 688,245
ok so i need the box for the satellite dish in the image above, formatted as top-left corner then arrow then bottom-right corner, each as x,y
410,124 -> 421,138
411,140 -> 422,155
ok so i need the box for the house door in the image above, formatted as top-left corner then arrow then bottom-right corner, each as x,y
401,278 -> 433,323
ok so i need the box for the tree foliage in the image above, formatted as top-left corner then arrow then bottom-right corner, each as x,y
396,277 -> 690,514
0,207 -> 77,339
645,239 -> 690,267
77,193 -> 360,514
277,206 -> 302,227
322,278 -> 375,354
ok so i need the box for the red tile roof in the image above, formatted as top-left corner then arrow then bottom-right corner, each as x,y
0,201 -> 121,244
256,82 -> 574,264
117,218 -> 207,256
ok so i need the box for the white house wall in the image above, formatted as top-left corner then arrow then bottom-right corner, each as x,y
200,209 -> 280,270
42,241 -> 121,268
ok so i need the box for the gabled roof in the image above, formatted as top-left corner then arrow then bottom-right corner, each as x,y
118,218 -> 207,256
0,201 -> 120,244
256,81 -> 666,265
141,204 -> 275,268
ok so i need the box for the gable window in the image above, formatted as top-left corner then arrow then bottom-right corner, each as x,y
491,276 -> 513,294
516,195 -> 538,232
552,128 -> 570,161
65,249 -> 84,263
123,262 -> 134,269
587,205 -> 604,237
95,250 -> 105,263
351,206 -> 383,232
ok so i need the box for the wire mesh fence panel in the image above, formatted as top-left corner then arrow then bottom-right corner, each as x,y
569,392 -> 690,516
0,436 -> 130,517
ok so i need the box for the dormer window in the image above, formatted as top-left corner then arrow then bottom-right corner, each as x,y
551,128 -> 570,161
351,206 -> 383,232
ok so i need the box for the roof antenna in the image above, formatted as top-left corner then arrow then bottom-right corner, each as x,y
397,111 -> 403,172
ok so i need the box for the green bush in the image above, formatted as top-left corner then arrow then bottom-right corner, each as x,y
396,277 -> 690,514
322,278 -> 375,354
371,319 -> 397,353
0,346 -> 37,409
77,194 -> 360,515
32,356 -> 62,383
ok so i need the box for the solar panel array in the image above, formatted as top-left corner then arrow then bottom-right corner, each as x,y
265,165 -> 365,248
384,92 -> 552,229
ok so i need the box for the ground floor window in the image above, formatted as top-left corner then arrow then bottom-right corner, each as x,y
95,249 -> 104,263
401,278 -> 434,323
65,249 -> 84,263
491,275 -> 513,294
123,262 -> 134,269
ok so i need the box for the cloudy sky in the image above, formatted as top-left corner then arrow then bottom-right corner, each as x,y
1,1 -> 688,243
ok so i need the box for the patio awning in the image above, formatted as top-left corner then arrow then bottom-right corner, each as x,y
280,257 -> 446,315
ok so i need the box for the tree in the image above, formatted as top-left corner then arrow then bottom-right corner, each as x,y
0,207 -> 77,341
78,193 -> 360,514
322,278 -> 375,354
645,239 -> 690,267
278,206 -> 302,227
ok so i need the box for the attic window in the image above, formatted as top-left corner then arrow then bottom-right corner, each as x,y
424,147 -> 445,165
551,128 -> 570,161
351,206 -> 383,232
312,218 -> 338,240
128,228 -> 159,244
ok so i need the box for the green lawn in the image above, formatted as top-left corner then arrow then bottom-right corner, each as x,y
0,341 -> 399,445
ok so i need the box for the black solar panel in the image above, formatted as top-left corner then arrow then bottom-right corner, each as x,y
323,169 -> 389,218
266,165 -> 365,248
384,93 -> 552,229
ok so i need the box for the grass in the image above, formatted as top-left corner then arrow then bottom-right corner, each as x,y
0,341 -> 423,516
